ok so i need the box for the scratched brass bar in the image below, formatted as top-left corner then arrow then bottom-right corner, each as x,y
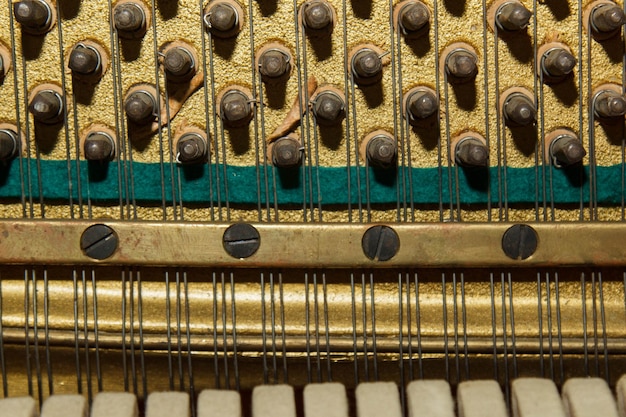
0,220 -> 625,267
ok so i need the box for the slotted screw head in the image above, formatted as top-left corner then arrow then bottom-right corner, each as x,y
303,1 -> 333,31
163,47 -> 195,79
113,3 -> 146,34
272,137 -> 302,168
223,223 -> 260,259
407,89 -> 438,120
0,129 -> 19,161
84,132 -> 115,162
362,225 -> 400,262
446,50 -> 478,80
207,3 -> 238,33
14,0 -> 51,33
177,133 -> 207,164
312,91 -> 345,125
455,138 -> 489,167
352,49 -> 383,80
503,94 -> 536,126
366,135 -> 397,168
69,45 -> 101,75
80,224 -> 118,260
542,48 -> 576,78
399,2 -> 429,34
550,135 -> 586,166
496,2 -> 532,31
591,4 -> 625,33
125,91 -> 156,125
259,49 -> 290,80
502,224 -> 538,260
29,90 -> 63,124
594,91 -> 626,119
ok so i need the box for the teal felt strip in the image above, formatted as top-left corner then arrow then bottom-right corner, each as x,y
0,159 -> 622,206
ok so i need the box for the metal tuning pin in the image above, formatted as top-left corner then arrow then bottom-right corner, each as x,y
113,2 -> 147,39
594,90 -> 626,120
13,0 -> 53,35
258,48 -> 291,83
271,136 -> 302,168
312,90 -> 345,126
549,133 -> 586,167
204,2 -> 240,38
176,133 -> 208,165
397,1 -> 430,38
351,48 -> 383,85
590,3 -> 625,38
84,132 -> 115,162
125,90 -> 157,125
220,89 -> 253,128
366,134 -> 397,169
455,137 -> 489,167
541,48 -> 576,81
0,129 -> 19,162
496,1 -> 532,32
503,93 -> 536,127
163,46 -> 196,82
301,0 -> 334,37
406,88 -> 438,124
445,49 -> 478,83
69,44 -> 101,77
29,90 -> 63,124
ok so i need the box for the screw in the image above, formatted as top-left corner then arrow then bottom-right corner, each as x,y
302,1 -> 333,32
502,224 -> 538,260
542,48 -> 576,78
352,49 -> 383,84
163,47 -> 195,80
177,133 -> 207,164
406,89 -> 438,121
206,3 -> 238,34
594,91 -> 626,119
113,3 -> 146,37
223,223 -> 260,259
13,0 -> 52,34
69,45 -> 101,76
84,132 -> 115,161
445,49 -> 478,81
550,134 -> 586,167
503,93 -> 536,126
496,2 -> 532,31
312,91 -> 345,126
591,4 -> 625,34
80,224 -> 118,260
125,90 -> 157,125
0,129 -> 19,161
455,137 -> 489,167
29,90 -> 63,124
398,2 -> 429,35
366,134 -> 397,168
259,49 -> 291,81
272,136 -> 302,168
221,90 -> 252,127
362,225 -> 400,262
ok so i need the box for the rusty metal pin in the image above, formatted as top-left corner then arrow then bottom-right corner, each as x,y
13,0 -> 52,34
542,48 -> 576,78
591,4 -> 625,33
272,137 -> 302,168
550,134 -> 586,166
113,3 -> 146,36
0,129 -> 19,161
352,49 -> 383,83
29,90 -> 63,124
366,135 -> 397,168
177,133 -> 207,164
206,3 -> 238,33
312,91 -> 345,126
163,47 -> 195,80
259,49 -> 291,81
445,49 -> 478,80
69,45 -> 101,76
496,2 -> 532,31
125,90 -> 157,125
503,93 -> 536,126
84,132 -> 115,162
302,1 -> 333,31
594,91 -> 626,119
220,90 -> 252,127
398,2 -> 429,34
406,89 -> 438,120
455,138 -> 489,167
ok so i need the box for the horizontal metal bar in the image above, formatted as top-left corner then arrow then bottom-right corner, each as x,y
0,220 -> 625,267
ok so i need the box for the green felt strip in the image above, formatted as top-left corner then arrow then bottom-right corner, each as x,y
0,159 -> 622,206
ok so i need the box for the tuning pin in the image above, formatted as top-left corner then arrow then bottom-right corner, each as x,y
503,93 -> 536,126
594,90 -> 626,120
496,2 -> 531,32
0,129 -> 19,162
204,2 -> 240,38
13,0 -> 53,35
84,132 -> 115,162
406,88 -> 438,123
163,46 -> 196,82
445,48 -> 478,83
176,132 -> 208,164
220,89 -> 253,128
455,137 -> 489,167
302,0 -> 334,36
397,1 -> 430,37
312,90 -> 345,126
258,48 -> 291,83
125,90 -> 157,125
113,2 -> 147,39
351,48 -> 383,85
69,44 -> 101,76
366,133 -> 397,168
590,3 -> 625,37
29,90 -> 63,124
549,133 -> 585,167
541,48 -> 576,80
272,136 -> 302,168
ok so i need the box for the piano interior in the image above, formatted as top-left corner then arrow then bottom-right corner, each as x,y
1,0 -> 626,415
